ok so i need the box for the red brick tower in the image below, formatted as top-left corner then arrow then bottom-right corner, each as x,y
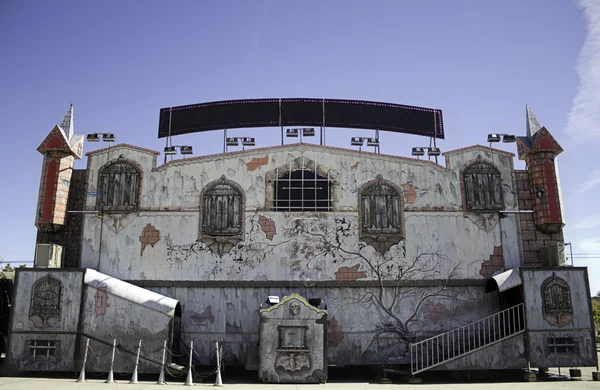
516,106 -> 564,233
35,105 -> 84,232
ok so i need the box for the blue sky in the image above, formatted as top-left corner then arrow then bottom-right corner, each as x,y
0,1 -> 598,293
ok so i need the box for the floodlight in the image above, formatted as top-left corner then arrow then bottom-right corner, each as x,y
502,135 -> 516,143
367,138 -> 380,147
351,137 -> 364,146
487,134 -> 501,143
102,133 -> 116,142
226,137 -> 239,146
86,134 -> 100,142
179,146 -> 193,155
163,146 -> 177,155
411,147 -> 425,156
241,137 -> 255,146
428,147 -> 441,157
302,128 -> 315,137
286,128 -> 299,137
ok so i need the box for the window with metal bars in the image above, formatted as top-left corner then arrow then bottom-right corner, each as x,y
361,183 -> 401,234
98,161 -> 140,212
464,161 -> 503,212
202,184 -> 242,235
273,169 -> 332,211
546,337 -> 576,353
29,340 -> 57,358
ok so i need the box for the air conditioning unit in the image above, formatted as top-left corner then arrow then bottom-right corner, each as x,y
540,243 -> 566,267
34,244 -> 63,268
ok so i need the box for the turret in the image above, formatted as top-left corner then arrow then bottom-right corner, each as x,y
35,105 -> 84,232
516,106 -> 564,233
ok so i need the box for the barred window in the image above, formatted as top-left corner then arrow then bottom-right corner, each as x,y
273,169 -> 332,212
98,161 -> 140,212
361,182 -> 401,234
29,340 -> 57,358
464,162 -> 503,212
202,184 -> 242,235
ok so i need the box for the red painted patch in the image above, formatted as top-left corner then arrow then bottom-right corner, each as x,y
328,316 -> 344,347
45,135 -> 63,149
538,136 -> 554,150
42,159 -> 57,223
95,287 -> 109,316
423,302 -> 448,324
545,160 -> 559,222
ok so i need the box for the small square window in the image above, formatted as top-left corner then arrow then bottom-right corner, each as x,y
29,340 -> 57,359
278,326 -> 307,351
547,336 -> 576,354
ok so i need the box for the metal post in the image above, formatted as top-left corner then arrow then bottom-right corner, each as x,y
130,339 -> 142,384
157,340 -> 167,385
105,339 -> 116,383
214,340 -> 223,386
184,341 -> 194,386
223,129 -> 227,153
76,338 -> 89,383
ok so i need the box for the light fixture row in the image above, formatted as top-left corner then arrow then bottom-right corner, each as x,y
487,134 -> 516,143
164,145 -> 193,155
351,137 -> 380,147
411,147 -> 441,157
86,133 -> 116,143
226,137 -> 255,147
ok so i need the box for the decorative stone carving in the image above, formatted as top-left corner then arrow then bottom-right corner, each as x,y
290,301 -> 300,315
541,272 -> 573,327
198,175 -> 245,255
358,175 -> 404,254
29,275 -> 63,329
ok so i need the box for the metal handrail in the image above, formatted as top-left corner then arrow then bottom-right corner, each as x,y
410,303 -> 525,375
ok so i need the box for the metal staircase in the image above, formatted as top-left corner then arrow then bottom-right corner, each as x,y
410,303 -> 525,375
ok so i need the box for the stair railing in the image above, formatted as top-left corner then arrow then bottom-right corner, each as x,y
410,303 -> 525,375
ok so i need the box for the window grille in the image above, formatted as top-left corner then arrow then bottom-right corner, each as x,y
547,337 -> 576,353
202,184 -> 242,235
98,161 -> 140,211
361,183 -> 401,234
272,159 -> 332,212
464,162 -> 503,212
29,340 -> 57,358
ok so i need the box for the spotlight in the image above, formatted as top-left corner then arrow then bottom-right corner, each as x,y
163,146 -> 177,155
86,134 -> 100,142
411,147 -> 425,156
487,134 -> 502,143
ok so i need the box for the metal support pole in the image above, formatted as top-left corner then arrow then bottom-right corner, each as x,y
214,341 -> 223,386
223,129 -> 227,153
130,339 -> 142,384
105,339 -> 116,383
76,338 -> 89,383
185,341 -> 194,386
157,340 -> 167,385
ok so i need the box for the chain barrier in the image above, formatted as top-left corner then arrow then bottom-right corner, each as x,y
88,344 -> 112,358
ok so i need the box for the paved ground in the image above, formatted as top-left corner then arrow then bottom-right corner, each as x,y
0,376 -> 599,389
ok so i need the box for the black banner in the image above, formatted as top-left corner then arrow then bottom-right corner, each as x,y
158,98 -> 444,139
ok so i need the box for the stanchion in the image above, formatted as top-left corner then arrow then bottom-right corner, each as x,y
184,341 -> 195,386
130,339 -> 142,384
105,339 -> 117,384
77,338 -> 90,383
157,340 -> 167,385
214,340 -> 223,387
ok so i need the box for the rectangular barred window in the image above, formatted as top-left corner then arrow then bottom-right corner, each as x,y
547,337 -> 576,353
29,340 -> 57,358
273,168 -> 332,211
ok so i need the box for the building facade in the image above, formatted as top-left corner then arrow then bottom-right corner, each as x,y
6,104 -> 597,376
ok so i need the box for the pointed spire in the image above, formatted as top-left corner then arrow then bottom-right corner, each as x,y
526,105 -> 541,139
59,104 -> 74,141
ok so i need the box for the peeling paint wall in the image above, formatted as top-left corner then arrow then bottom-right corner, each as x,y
78,144 -> 525,366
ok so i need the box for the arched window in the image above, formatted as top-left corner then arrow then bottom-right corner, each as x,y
361,180 -> 401,234
202,181 -> 243,235
273,169 -> 332,212
463,161 -> 503,212
358,176 -> 404,254
98,160 -> 140,212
